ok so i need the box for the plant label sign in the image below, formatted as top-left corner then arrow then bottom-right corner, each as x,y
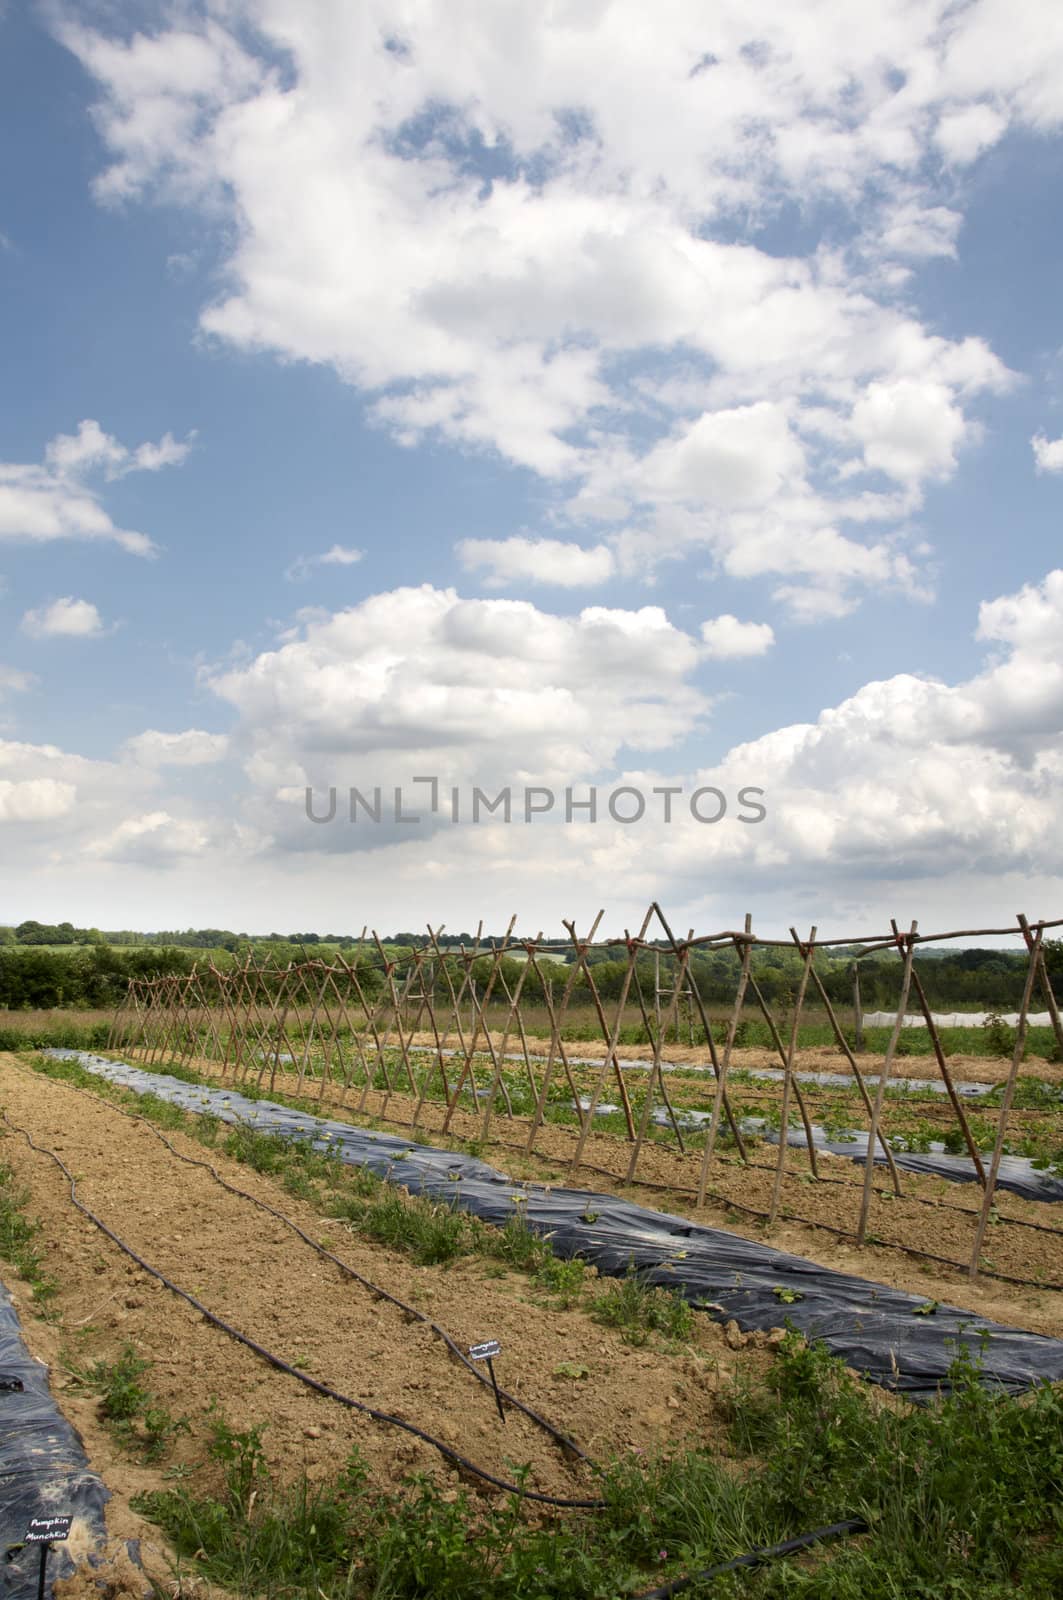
24,1516 -> 72,1545
469,1341 -> 506,1423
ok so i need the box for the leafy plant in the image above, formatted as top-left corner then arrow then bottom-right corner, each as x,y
66,1344 -> 189,1461
0,1161 -> 58,1305
591,1262 -> 694,1346
983,1012 -> 1018,1058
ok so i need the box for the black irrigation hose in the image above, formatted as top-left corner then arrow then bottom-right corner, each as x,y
27,1066 -> 594,1466
0,1111 -> 606,1510
630,1517 -> 870,1599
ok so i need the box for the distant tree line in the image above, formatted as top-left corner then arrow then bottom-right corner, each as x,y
0,944 -> 201,1009
0,921 -> 1057,1013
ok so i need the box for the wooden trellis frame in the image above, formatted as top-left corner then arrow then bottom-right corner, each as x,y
104,907 -> 1063,1279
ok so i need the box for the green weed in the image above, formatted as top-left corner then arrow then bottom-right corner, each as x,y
0,1159 -> 59,1305
66,1344 -> 189,1461
591,1262 -> 694,1347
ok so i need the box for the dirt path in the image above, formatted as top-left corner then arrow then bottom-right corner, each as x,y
0,1053 -> 776,1584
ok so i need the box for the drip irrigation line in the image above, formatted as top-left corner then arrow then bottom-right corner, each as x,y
0,1111 -> 606,1511
629,1517 -> 870,1599
56,1054 -> 1063,1287
23,1064 -> 594,1466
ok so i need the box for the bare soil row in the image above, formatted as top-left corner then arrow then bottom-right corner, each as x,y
0,1052 -> 776,1592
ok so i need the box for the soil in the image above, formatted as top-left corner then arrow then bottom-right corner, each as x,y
110,1045 -> 1063,1336
0,1052 -> 776,1595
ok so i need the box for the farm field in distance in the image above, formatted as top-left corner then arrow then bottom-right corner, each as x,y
0,913 -> 1061,1599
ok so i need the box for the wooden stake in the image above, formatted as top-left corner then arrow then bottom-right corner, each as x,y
856,922 -> 917,1246
768,927 -> 817,1223
968,920 -> 1042,1278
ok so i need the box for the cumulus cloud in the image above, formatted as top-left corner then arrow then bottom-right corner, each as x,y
58,2 -> 1039,615
208,586 -> 707,770
122,728 -> 230,766
456,537 -> 615,588
184,568 -> 1063,931
1032,432 -> 1063,473
404,565 -> 1063,922
21,597 -> 107,638
850,379 -> 969,486
637,403 -> 806,509
3,570 -> 1060,927
88,810 -> 212,865
206,584 -> 710,854
285,544 -> 364,582
934,103 -> 1009,165
0,666 -> 35,699
43,418 -> 193,480
874,198 -> 963,260
0,734 -> 222,903
0,419 -> 191,555
0,778 -> 76,823
700,615 -> 775,659
0,735 -> 153,836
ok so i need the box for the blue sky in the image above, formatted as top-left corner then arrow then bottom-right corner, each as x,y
1,1 -> 1062,939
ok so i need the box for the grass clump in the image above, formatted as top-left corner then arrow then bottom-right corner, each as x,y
335,1183 -> 479,1266
65,1343 -> 189,1461
0,1158 -> 59,1305
591,1261 -> 694,1346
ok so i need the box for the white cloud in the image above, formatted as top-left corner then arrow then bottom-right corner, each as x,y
875,199 -> 962,260
123,728 -> 230,767
1032,432 -> 1063,473
60,3 -> 1036,615
637,403 -> 806,509
850,379 -> 969,486
934,103 -> 1008,165
129,432 -> 194,473
2,570 -> 1061,930
196,568 -> 1060,894
770,581 -> 858,624
0,779 -> 76,823
456,537 -> 615,588
700,614 -> 775,659
44,418 -> 193,480
45,419 -> 128,477
207,584 -> 710,853
285,544 -> 365,581
89,810 -> 212,865
0,737 -> 146,816
21,597 -> 107,639
0,734 -> 224,899
491,566 -> 1063,917
0,419 -> 190,555
0,666 -> 35,699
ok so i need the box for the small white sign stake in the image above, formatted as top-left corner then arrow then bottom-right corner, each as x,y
25,1514 -> 72,1600
469,1339 -> 505,1423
